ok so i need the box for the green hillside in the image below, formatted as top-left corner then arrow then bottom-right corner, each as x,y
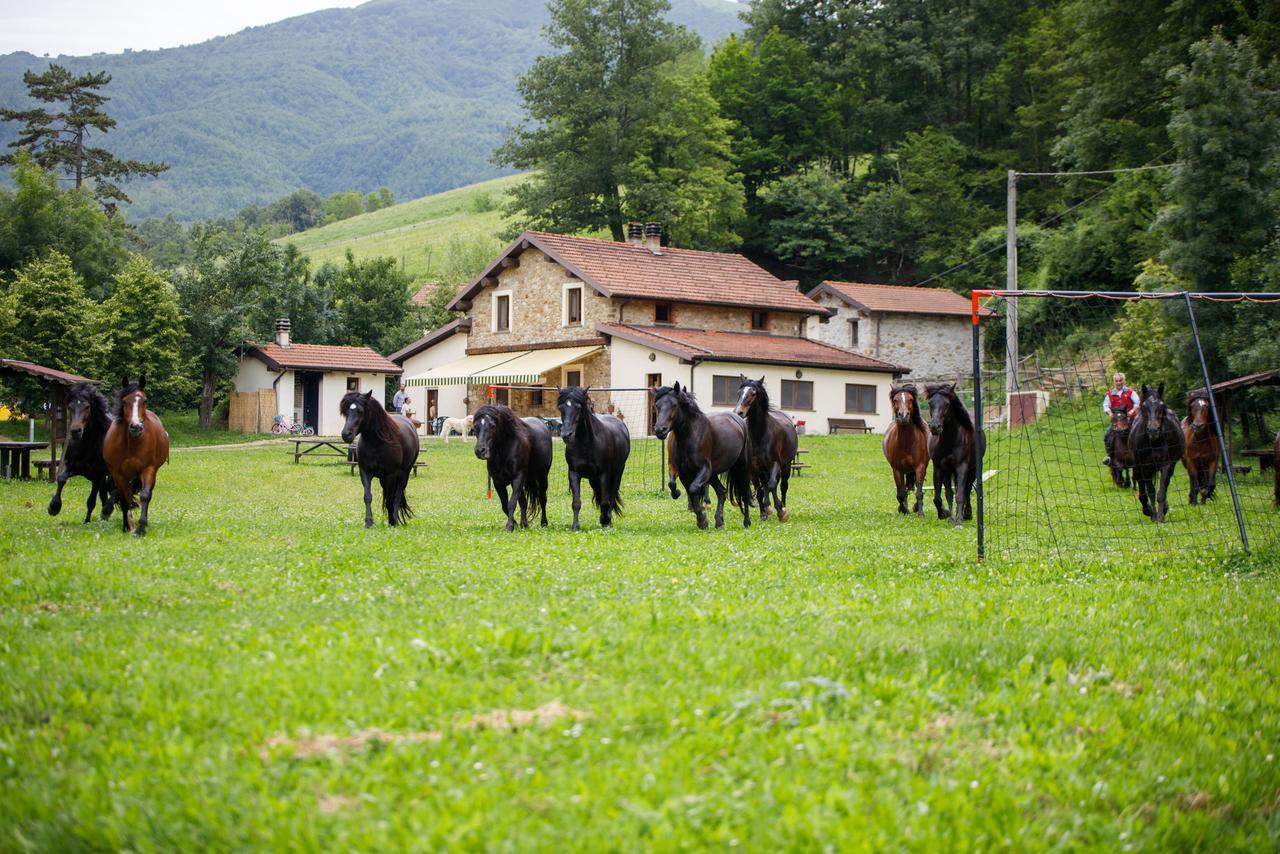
280,173 -> 525,285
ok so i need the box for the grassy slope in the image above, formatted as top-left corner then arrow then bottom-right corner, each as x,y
279,174 -> 527,283
1,431 -> 1278,848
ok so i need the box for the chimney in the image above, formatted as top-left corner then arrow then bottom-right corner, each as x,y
275,317 -> 291,348
644,222 -> 663,255
626,221 -> 644,246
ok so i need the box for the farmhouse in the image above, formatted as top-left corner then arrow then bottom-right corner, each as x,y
403,226 -> 906,434
230,319 -> 401,436
805,281 -> 982,382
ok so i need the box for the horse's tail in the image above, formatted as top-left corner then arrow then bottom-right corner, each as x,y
523,470 -> 547,518
385,476 -> 414,524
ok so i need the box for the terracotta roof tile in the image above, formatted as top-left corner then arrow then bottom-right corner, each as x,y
815,281 -> 990,317
452,231 -> 823,315
598,323 -> 904,374
250,343 -> 401,374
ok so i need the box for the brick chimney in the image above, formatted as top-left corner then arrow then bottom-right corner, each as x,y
644,222 -> 663,255
626,221 -> 644,246
275,317 -> 291,348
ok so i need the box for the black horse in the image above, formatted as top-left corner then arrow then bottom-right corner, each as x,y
652,382 -> 752,529
48,381 -> 116,523
732,376 -> 798,521
1128,385 -> 1184,523
340,390 -> 419,527
1108,409 -> 1134,489
557,387 -> 630,531
925,383 -> 981,527
472,404 -> 552,531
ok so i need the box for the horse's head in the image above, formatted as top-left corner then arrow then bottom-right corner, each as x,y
118,375 -> 148,438
67,381 -> 101,441
890,383 -> 919,426
1138,385 -> 1168,440
557,386 -> 592,442
1110,408 -> 1131,435
340,389 -> 375,444
1186,393 -> 1212,435
732,376 -> 767,420
651,382 -> 688,440
925,383 -> 955,436
471,405 -> 504,461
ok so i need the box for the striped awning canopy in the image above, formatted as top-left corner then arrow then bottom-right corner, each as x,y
405,345 -> 603,387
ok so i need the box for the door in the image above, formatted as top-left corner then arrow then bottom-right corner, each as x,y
426,389 -> 438,433
301,373 -> 320,433
646,373 -> 662,434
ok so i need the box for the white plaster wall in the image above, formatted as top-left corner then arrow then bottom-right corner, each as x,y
318,372 -> 388,436
232,357 -> 276,392
400,333 -> 469,421
276,371 -> 295,423
608,338 -> 693,436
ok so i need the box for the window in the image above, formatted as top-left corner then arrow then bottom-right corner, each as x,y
846,384 -> 876,413
494,387 -> 509,406
780,379 -> 813,410
654,302 -> 673,324
530,388 -> 544,407
712,374 -> 738,406
850,320 -> 859,349
751,310 -> 769,330
564,284 -> 582,326
346,377 -> 359,391
563,365 -> 583,388
493,291 -> 511,332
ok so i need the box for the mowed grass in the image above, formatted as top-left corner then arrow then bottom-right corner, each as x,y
281,174 -> 528,282
1,434 -> 1278,849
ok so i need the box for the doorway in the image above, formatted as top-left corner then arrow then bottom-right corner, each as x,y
646,372 -> 661,434
299,372 -> 321,433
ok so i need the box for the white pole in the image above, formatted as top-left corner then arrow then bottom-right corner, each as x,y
1006,169 -> 1018,419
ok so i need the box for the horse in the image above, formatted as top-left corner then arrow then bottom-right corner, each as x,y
48,381 -> 116,524
102,376 -> 169,536
472,404 -> 552,531
441,414 -> 473,442
732,376 -> 798,521
1273,431 -> 1279,508
881,383 -> 929,516
557,387 -> 630,531
1108,409 -> 1135,489
651,382 -> 752,529
925,383 -> 981,527
663,432 -> 710,505
1181,392 -> 1220,505
1127,385 -> 1184,523
340,390 -> 419,527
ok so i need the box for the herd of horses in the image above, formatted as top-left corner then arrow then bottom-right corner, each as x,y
42,376 -> 1280,536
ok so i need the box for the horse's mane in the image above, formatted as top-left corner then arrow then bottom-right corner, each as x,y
737,378 -> 774,431
557,386 -> 594,411
925,383 -> 973,431
112,381 -> 145,420
341,390 -> 400,443
71,382 -> 113,430
892,383 -> 927,431
655,384 -> 700,415
474,403 -> 523,437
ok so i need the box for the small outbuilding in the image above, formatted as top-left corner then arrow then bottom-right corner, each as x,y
230,319 -> 401,436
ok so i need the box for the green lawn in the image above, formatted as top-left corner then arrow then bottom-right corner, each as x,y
1,434 -> 1278,849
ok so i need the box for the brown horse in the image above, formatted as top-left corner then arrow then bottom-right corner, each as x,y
103,376 -> 170,536
732,376 -> 798,522
1182,392 -> 1220,505
652,382 -> 752,529
882,384 -> 929,515
1108,409 -> 1135,489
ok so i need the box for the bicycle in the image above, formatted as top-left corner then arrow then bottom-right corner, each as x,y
271,414 -> 314,436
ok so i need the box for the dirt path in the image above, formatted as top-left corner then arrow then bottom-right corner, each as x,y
171,438 -> 298,452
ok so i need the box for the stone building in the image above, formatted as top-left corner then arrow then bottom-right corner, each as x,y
804,281 -> 984,383
403,227 -> 906,434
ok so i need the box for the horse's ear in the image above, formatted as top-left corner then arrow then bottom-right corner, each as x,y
1141,384 -> 1149,397
758,376 -> 765,385
947,382 -> 956,393
121,375 -> 129,389
673,381 -> 681,393
1157,384 -> 1164,399
365,389 -> 374,400
138,374 -> 146,391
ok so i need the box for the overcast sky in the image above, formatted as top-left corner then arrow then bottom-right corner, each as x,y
0,0 -> 366,57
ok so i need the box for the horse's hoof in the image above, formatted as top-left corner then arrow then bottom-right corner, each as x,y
133,527 -> 146,537
48,500 -> 61,516
364,520 -> 374,529
696,515 -> 708,530
779,508 -> 789,523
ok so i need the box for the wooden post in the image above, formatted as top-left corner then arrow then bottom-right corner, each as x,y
1005,170 -> 1018,418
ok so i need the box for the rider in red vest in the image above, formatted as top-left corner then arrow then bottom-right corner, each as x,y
1103,371 -> 1140,466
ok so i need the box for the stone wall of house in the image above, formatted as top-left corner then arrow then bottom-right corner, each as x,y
469,251 -> 612,349
804,292 -> 858,349
619,299 -> 809,336
463,349 -> 611,418
875,313 -> 972,380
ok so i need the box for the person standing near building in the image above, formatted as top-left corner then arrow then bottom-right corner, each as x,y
392,382 -> 408,413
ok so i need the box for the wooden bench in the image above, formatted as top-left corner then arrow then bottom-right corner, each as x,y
34,458 -> 59,482
791,447 -> 811,476
1241,449 -> 1275,472
828,418 -> 871,435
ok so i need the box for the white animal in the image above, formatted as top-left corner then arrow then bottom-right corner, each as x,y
441,414 -> 474,442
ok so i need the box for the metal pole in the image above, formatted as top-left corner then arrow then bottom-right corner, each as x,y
1183,294 -> 1248,553
1005,170 -> 1018,416
972,307 -> 985,562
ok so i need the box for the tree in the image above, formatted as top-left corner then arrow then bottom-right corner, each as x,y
0,251 -> 103,407
365,187 -> 395,212
267,190 -> 326,233
1109,261 -> 1188,399
251,243 -> 337,345
98,256 -> 190,410
324,191 -> 364,223
319,251 -> 419,356
495,0 -> 700,241
0,64 -> 168,211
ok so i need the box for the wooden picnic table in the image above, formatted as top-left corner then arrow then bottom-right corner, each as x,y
290,437 -> 354,464
1240,448 -> 1275,472
791,447 -> 811,476
0,441 -> 49,481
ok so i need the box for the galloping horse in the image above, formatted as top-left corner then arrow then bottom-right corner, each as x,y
732,376 -> 798,521
1108,409 -> 1135,489
925,383 -> 980,527
49,381 -> 115,524
1128,385 -> 1184,523
1181,392 -> 1220,505
1273,431 -> 1279,508
557,387 -> 630,531
341,390 -> 419,527
652,382 -> 752,529
472,404 -> 552,531
881,383 -> 928,515
103,376 -> 169,536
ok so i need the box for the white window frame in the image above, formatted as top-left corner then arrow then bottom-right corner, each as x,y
561,363 -> 585,388
492,289 -> 513,333
562,282 -> 583,327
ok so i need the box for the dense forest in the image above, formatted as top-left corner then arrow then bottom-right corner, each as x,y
0,0 -> 743,222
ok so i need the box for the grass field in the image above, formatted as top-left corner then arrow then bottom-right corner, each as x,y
2,433 -> 1278,849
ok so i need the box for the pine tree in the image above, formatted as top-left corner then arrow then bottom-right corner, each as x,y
0,64 -> 168,213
